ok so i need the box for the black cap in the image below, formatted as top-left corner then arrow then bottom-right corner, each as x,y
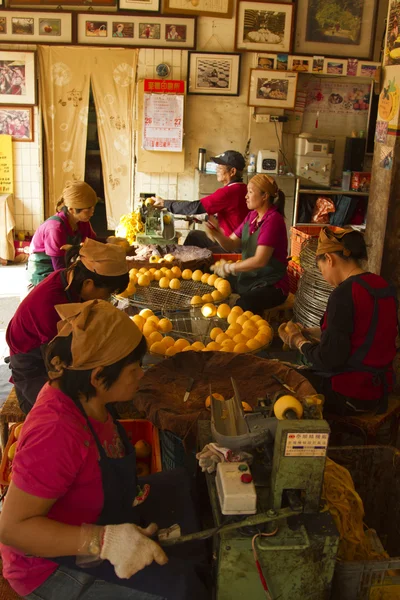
211,150 -> 245,171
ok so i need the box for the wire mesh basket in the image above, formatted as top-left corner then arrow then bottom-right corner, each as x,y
165,308 -> 228,344
113,280 -> 223,314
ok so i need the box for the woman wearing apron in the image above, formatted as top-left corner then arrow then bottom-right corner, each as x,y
278,227 -> 398,416
28,181 -> 97,286
0,300 -> 209,600
207,174 -> 289,315
7,239 -> 129,414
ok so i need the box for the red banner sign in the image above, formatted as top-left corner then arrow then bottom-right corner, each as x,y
144,79 -> 185,94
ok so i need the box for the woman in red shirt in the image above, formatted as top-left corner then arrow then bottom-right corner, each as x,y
28,181 -> 98,286
206,174 -> 289,315
279,227 -> 398,415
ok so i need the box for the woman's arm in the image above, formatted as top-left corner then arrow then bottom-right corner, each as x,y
0,483 -> 102,557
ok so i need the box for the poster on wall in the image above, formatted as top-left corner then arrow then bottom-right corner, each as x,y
0,135 -> 14,194
377,76 -> 400,138
384,0 -> 400,65
143,91 -> 184,152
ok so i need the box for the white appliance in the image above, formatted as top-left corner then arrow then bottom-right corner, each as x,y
257,150 -> 278,174
216,462 -> 257,515
294,133 -> 335,187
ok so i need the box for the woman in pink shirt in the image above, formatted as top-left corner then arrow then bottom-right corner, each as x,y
0,300 -> 208,600
28,181 -> 97,286
207,174 -> 289,315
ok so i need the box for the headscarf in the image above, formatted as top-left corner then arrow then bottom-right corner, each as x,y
249,174 -> 279,198
57,181 -> 97,210
48,299 -> 142,378
316,227 -> 355,257
65,238 -> 128,289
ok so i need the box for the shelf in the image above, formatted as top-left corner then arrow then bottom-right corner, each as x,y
299,188 -> 369,196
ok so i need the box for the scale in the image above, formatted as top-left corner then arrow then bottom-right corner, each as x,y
294,133 -> 335,187
135,193 -> 177,246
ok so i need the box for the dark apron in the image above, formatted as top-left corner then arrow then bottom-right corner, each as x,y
53,399 -> 210,600
237,221 -> 287,294
314,276 -> 398,415
10,272 -> 75,415
27,216 -> 82,286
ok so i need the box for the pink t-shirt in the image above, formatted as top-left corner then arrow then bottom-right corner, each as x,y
1,384 -> 125,597
30,211 -> 95,257
200,182 -> 249,236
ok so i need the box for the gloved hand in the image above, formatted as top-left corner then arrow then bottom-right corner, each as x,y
100,523 -> 168,579
196,443 -> 253,473
152,196 -> 164,208
211,259 -> 237,278
278,321 -> 306,350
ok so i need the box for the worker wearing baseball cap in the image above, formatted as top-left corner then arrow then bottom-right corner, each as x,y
153,150 -> 249,249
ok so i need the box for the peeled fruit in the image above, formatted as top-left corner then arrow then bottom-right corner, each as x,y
210,327 -> 224,340
243,320 -> 257,331
182,269 -> 192,280
146,271 -> 155,282
211,290 -> 223,302
137,462 -> 150,477
233,333 -> 248,345
158,318 -> 172,333
201,303 -> 217,318
191,341 -> 205,351
159,277 -> 170,289
129,274 -> 138,286
234,343 -> 248,354
129,268 -> 139,276
216,332 -> 229,345
246,338 -> 263,351
131,314 -> 145,331
242,401 -> 253,412
8,442 -> 17,461
150,341 -> 166,355
207,274 -> 218,286
236,315 -> 249,327
205,392 -> 224,409
147,315 -> 159,325
258,326 -> 272,337
147,331 -> 163,345
163,214 -> 172,225
214,277 -> 223,288
164,269 -> 174,280
182,345 -> 194,352
191,295 -> 203,306
164,253 -> 175,263
220,340 -> 235,352
201,273 -> 211,284
217,303 -> 231,319
163,336 -> 175,349
226,328 -> 239,339
149,268 -> 157,274
227,323 -> 242,334
255,333 -> 268,346
174,338 -> 190,351
165,346 -> 178,356
217,281 -> 231,296
206,341 -> 221,351
139,309 -> 153,319
256,319 -> 269,329
170,278 -> 181,290
231,306 -> 244,315
154,270 -> 163,281
149,255 -> 159,264
145,198 -> 155,207
202,293 -> 214,303
243,311 -> 254,319
227,312 -> 239,325
171,266 -> 181,278
14,423 -> 24,440
192,270 -> 203,282
160,267 -> 169,273
134,439 -> 152,458
143,322 -> 157,337
241,328 -> 258,340
250,315 -> 263,324
139,267 -> 148,274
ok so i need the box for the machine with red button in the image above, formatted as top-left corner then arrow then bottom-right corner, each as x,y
216,462 -> 257,515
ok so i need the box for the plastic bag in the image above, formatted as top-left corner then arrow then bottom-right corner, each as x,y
311,196 -> 336,224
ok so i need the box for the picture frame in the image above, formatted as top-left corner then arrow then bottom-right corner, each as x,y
0,10 -> 73,44
76,12 -> 196,48
256,53 -> 277,70
357,60 -> 380,78
235,1 -> 294,53
0,51 -> 36,106
311,56 -> 324,73
163,0 -> 233,19
323,58 -> 347,76
188,52 -> 241,96
248,68 -> 298,108
0,106 -> 33,141
385,0 -> 400,65
118,0 -> 160,12
9,0 -> 114,6
294,0 -> 378,59
288,55 -> 312,72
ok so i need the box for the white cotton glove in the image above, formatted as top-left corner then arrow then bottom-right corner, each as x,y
196,443 -> 253,473
152,196 -> 164,208
100,523 -> 168,579
211,259 -> 237,279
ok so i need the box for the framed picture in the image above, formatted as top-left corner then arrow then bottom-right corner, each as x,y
163,0 -> 233,18
294,0 -> 378,59
256,53 -> 277,70
288,56 -> 312,72
0,106 -> 33,141
323,58 -> 347,76
0,51 -> 36,105
357,61 -> 380,78
236,1 -> 294,53
248,68 -> 298,108
311,56 -> 324,73
118,0 -> 160,12
347,58 -> 358,76
188,52 -> 241,96
385,0 -> 400,65
76,13 -> 196,48
0,10 -> 73,44
9,0 -> 114,5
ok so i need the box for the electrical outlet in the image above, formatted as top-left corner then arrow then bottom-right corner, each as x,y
254,114 -> 270,123
270,116 -> 280,122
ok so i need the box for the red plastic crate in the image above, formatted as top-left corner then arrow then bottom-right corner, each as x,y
287,260 -> 303,294
119,419 -> 162,473
212,253 -> 242,262
290,226 -> 325,258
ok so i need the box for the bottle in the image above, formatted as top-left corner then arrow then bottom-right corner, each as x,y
198,148 -> 206,171
247,154 -> 256,173
342,170 -> 351,191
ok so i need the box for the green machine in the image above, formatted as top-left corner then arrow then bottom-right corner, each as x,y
135,193 -> 177,246
198,401 -> 339,599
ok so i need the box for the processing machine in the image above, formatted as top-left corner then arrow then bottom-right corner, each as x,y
136,193 -> 177,246
203,380 -> 339,600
